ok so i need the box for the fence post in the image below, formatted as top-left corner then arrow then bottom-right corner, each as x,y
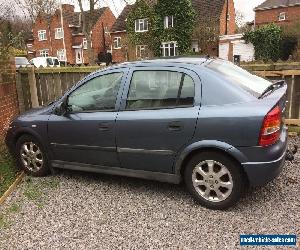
289,75 -> 295,119
28,67 -> 39,108
15,71 -> 25,113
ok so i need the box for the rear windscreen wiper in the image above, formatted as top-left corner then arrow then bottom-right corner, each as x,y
259,80 -> 285,99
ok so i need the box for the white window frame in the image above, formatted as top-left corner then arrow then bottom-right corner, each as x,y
82,38 -> 88,49
57,49 -> 66,61
279,12 -> 286,21
40,49 -> 49,57
164,16 -> 174,29
113,37 -> 122,49
135,18 -> 149,32
55,28 -> 64,39
160,42 -> 178,57
136,45 -> 148,59
38,30 -> 47,41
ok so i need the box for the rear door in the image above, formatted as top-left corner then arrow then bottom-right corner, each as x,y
116,67 -> 201,173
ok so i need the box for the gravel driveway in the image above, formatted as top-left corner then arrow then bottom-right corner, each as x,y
0,137 -> 299,249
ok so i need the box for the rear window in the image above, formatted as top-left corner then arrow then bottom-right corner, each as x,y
206,60 -> 271,98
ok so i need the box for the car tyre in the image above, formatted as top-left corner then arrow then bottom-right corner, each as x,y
16,135 -> 50,177
184,151 -> 245,210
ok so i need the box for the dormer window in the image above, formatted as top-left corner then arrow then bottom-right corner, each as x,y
279,12 -> 286,21
135,19 -> 148,32
164,16 -> 174,29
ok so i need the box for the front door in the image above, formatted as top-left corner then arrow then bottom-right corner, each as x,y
116,67 -> 201,173
75,48 -> 83,64
48,70 -> 127,167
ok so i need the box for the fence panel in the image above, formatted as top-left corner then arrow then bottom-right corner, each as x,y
17,66 -> 103,111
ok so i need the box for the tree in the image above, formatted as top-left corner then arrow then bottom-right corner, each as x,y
77,0 -> 101,64
244,24 -> 283,62
193,17 -> 219,55
19,0 -> 58,23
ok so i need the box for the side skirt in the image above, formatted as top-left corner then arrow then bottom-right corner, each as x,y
51,160 -> 182,184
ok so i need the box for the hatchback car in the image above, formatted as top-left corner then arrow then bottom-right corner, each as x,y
5,58 -> 289,210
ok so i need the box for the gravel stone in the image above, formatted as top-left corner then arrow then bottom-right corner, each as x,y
0,137 -> 299,249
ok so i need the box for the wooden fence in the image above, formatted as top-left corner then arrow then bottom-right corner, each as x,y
16,62 -> 300,119
16,66 -> 104,112
241,61 -> 300,119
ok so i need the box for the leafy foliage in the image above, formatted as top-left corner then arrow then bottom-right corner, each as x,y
244,24 -> 283,62
126,0 -> 158,55
126,0 -> 196,57
154,0 -> 196,56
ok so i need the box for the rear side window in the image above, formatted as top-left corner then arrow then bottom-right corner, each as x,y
126,71 -> 195,110
206,60 -> 271,98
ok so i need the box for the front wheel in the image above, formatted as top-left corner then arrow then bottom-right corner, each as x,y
16,135 -> 50,177
184,152 -> 245,210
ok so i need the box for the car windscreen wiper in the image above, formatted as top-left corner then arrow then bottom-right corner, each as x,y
259,80 -> 285,99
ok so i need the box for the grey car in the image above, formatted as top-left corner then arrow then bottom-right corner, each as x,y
5,58 -> 289,209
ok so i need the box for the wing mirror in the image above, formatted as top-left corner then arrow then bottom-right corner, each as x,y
54,97 -> 70,116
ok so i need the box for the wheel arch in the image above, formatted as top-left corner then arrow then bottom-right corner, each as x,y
175,141 -> 249,179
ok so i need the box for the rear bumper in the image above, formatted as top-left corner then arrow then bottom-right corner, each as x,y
239,127 -> 288,187
242,151 -> 286,186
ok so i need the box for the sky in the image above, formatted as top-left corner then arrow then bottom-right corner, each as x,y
4,0 -> 266,23
90,0 -> 267,22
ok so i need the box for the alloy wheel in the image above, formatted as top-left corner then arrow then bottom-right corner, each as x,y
192,160 -> 233,202
20,142 -> 44,172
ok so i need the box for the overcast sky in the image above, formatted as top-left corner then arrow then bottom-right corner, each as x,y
6,0 -> 266,23
90,0 -> 267,22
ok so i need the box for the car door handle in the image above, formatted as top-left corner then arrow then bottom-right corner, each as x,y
98,123 -> 110,131
168,121 -> 183,131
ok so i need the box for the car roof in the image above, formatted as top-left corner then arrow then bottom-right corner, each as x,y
109,57 -> 216,70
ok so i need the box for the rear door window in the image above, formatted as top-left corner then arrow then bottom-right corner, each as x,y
126,70 -> 195,110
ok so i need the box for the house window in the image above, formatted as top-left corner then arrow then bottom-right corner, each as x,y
57,49 -> 66,61
135,19 -> 149,32
164,16 -> 174,29
40,49 -> 49,57
136,45 -> 148,59
55,28 -> 64,39
104,26 -> 109,33
113,37 -> 122,49
83,38 -> 88,49
279,12 -> 286,21
227,14 -> 230,21
27,44 -> 33,48
160,42 -> 178,57
38,30 -> 47,41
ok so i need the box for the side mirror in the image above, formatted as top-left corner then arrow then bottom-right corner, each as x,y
54,98 -> 69,116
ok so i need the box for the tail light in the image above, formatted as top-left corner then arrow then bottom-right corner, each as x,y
259,106 -> 281,147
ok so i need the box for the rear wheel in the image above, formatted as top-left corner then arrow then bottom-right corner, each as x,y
184,152 -> 245,210
16,135 -> 50,177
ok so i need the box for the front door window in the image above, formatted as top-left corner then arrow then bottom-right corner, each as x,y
68,72 -> 123,112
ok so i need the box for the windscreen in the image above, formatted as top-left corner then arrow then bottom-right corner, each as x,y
206,60 -> 272,98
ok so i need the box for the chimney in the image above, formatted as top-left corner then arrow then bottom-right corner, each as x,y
61,4 -> 75,13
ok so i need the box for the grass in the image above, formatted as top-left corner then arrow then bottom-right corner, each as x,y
0,144 -> 18,197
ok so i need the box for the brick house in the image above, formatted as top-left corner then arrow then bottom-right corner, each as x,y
28,4 -> 116,65
254,0 -> 300,27
110,0 -> 235,63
